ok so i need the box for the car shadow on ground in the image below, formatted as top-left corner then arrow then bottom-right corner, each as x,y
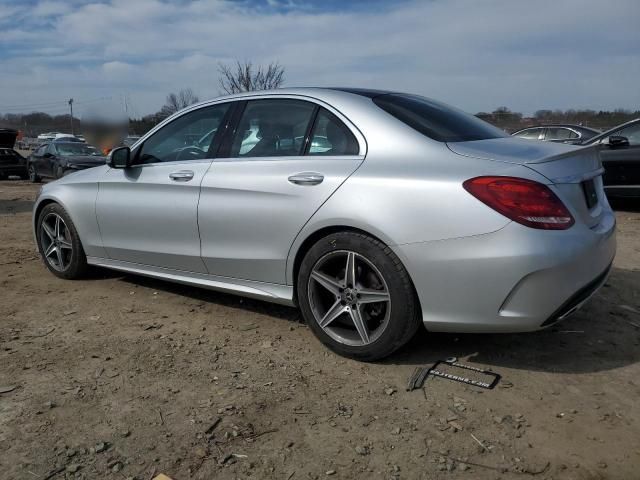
387,267 -> 640,374
108,266 -> 640,375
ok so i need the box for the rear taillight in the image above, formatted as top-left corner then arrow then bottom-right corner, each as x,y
463,176 -> 574,230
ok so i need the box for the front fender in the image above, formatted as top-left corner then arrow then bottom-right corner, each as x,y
32,179 -> 106,258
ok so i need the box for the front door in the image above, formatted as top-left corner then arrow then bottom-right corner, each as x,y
198,98 -> 364,284
96,102 -> 232,272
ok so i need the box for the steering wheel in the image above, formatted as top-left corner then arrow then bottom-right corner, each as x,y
174,146 -> 206,161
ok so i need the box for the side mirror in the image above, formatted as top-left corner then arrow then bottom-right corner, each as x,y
109,146 -> 131,168
608,135 -> 630,148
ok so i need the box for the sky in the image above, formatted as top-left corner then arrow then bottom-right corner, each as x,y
0,0 -> 638,118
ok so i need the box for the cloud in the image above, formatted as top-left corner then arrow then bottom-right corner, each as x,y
0,0 -> 638,117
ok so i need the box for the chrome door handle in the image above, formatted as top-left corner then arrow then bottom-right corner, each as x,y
169,170 -> 194,182
288,172 -> 324,186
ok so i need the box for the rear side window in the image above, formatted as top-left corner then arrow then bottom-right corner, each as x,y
308,108 -> 359,156
230,99 -> 316,158
373,94 -> 506,142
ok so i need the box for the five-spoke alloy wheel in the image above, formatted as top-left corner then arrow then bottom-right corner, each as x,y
40,212 -> 73,271
298,232 -> 421,361
37,203 -> 87,279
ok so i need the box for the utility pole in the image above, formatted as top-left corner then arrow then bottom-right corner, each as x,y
68,98 -> 74,135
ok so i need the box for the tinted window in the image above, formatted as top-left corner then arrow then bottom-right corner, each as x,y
307,108 -> 359,155
230,99 -> 316,158
546,127 -> 578,140
136,103 -> 230,164
515,128 -> 543,140
373,94 -> 506,142
614,123 -> 640,145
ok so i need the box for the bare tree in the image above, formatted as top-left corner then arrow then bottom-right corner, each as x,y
159,88 -> 200,118
218,61 -> 285,94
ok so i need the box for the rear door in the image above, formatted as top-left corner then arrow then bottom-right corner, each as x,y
96,102 -> 232,272
598,122 -> 640,191
198,97 -> 365,284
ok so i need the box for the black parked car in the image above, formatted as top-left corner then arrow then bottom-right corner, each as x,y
581,119 -> 640,198
0,128 -> 28,180
512,124 -> 600,143
28,141 -> 106,182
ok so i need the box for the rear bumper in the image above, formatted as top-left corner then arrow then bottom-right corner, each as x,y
393,210 -> 616,333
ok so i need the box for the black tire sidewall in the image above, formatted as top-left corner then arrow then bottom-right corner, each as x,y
297,232 -> 419,361
37,203 -> 87,279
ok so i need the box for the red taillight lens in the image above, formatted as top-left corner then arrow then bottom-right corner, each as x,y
463,176 -> 574,230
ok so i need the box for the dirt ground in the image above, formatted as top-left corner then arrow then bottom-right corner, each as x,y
0,180 -> 638,480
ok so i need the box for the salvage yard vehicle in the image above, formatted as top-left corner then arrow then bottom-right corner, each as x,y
27,142 -> 106,182
32,88 -> 616,360
580,118 -> 640,198
512,124 -> 600,143
0,128 -> 28,180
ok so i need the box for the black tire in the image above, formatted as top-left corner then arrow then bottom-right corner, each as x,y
28,164 -> 41,183
36,203 -> 88,279
0,172 -> 6,181
55,165 -> 65,179
297,231 -> 421,361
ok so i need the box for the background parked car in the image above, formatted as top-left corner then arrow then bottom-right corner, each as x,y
27,142 -> 106,182
512,124 -> 600,143
0,128 -> 28,180
581,118 -> 640,198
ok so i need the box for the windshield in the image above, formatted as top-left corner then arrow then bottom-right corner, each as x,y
56,143 -> 101,156
373,94 -> 507,142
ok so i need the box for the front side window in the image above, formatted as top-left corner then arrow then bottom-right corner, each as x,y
614,123 -> 640,145
373,94 -> 506,142
308,108 -> 359,155
136,103 -> 230,164
229,99 -> 315,158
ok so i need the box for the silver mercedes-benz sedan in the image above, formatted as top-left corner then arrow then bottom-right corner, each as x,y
33,88 -> 616,360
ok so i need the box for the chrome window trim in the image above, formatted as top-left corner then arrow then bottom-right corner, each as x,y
130,94 -> 367,159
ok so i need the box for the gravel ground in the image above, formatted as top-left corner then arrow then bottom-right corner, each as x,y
0,180 -> 638,480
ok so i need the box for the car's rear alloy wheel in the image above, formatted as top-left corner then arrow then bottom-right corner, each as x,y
298,232 -> 421,361
37,203 -> 88,279
309,250 -> 391,346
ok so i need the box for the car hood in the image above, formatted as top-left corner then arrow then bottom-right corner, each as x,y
0,129 -> 18,149
64,155 -> 107,165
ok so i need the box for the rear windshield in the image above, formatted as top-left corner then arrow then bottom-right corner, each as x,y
373,94 -> 506,143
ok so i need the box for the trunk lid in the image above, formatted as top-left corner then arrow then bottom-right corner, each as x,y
447,137 -> 606,228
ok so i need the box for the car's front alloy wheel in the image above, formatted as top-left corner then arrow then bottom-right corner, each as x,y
37,203 -> 88,279
298,232 -> 421,361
